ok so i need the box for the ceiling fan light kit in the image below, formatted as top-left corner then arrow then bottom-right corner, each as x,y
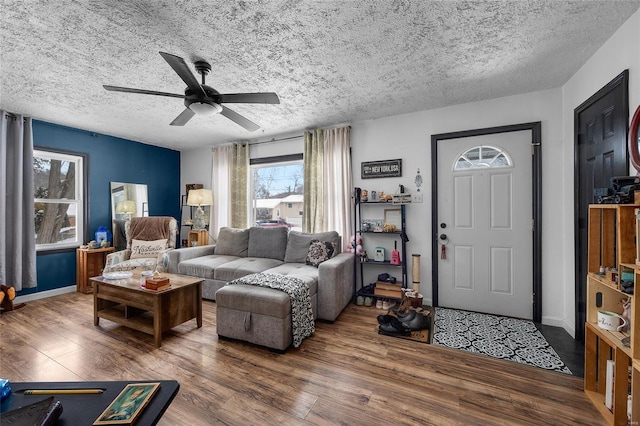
103,51 -> 279,131
189,101 -> 222,116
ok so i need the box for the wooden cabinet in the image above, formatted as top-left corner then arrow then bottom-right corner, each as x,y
585,204 -> 638,425
76,247 -> 115,294
188,230 -> 209,247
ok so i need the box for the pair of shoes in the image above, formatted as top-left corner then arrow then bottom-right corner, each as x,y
377,314 -> 396,325
364,297 -> 373,307
356,295 -> 364,306
378,317 -> 411,336
376,299 -> 383,309
382,300 -> 395,310
401,312 -> 430,331
360,283 -> 375,295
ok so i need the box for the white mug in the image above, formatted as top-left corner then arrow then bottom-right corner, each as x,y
597,310 -> 628,332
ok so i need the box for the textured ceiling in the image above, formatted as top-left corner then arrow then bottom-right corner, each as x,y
2,1 -> 639,150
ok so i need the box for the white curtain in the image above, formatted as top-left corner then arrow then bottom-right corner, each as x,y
0,111 -> 37,291
211,142 -> 249,238
211,144 -> 233,239
303,126 -> 352,241
323,126 -> 352,247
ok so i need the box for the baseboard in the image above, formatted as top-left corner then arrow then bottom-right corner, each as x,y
541,315 -> 576,338
15,286 -> 76,304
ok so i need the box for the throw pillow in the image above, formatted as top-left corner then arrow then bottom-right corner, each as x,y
306,239 -> 336,267
215,227 -> 250,257
248,227 -> 288,260
284,231 -> 340,263
130,238 -> 168,259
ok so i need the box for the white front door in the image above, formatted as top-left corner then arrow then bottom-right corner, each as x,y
437,131 -> 533,319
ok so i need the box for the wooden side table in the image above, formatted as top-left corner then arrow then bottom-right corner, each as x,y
188,230 -> 209,247
76,247 -> 115,294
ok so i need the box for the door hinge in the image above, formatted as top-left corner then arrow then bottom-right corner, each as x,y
531,142 -> 540,155
531,219 -> 535,231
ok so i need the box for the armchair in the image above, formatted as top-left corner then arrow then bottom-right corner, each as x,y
104,216 -> 177,273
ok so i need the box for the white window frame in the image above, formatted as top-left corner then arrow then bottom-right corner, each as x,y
453,145 -> 513,171
249,155 -> 303,230
34,149 -> 85,251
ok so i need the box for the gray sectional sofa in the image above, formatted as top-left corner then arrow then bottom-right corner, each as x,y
166,226 -> 354,349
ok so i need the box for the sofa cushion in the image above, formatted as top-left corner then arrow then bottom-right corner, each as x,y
130,238 -> 168,259
248,227 -> 288,260
178,254 -> 241,279
215,227 -> 250,257
263,263 -> 318,296
284,231 -> 340,263
216,284 -> 291,318
214,257 -> 284,282
306,240 -> 337,267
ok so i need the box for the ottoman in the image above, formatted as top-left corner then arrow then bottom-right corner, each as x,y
216,284 -> 293,351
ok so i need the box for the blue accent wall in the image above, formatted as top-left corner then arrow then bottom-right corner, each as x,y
23,120 -> 181,295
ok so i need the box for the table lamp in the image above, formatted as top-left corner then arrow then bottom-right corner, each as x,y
116,200 -> 137,220
187,189 -> 213,230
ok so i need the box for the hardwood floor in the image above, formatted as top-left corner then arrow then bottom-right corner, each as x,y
0,292 -> 602,425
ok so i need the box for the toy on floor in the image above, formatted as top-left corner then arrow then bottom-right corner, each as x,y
0,285 -> 26,312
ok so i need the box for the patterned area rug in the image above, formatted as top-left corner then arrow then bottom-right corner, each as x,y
433,307 -> 572,374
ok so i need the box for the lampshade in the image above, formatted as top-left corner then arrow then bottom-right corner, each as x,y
187,189 -> 213,207
189,101 -> 222,116
116,200 -> 137,215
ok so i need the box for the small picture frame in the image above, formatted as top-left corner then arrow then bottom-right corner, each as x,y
384,209 -> 402,230
94,382 -> 161,425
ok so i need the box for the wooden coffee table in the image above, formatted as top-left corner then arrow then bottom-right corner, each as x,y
92,271 -> 203,347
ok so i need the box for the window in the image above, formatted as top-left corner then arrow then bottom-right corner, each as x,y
34,149 -> 85,251
250,155 -> 303,232
454,145 -> 512,170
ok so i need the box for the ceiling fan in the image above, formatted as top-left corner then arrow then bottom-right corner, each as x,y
103,51 -> 280,132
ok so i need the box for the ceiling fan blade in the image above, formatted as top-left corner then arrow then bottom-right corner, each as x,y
220,106 -> 260,132
103,85 -> 184,99
159,52 -> 206,97
170,108 -> 196,126
218,92 -> 280,104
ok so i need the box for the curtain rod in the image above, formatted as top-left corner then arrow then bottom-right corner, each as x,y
246,124 -> 351,146
3,112 -> 29,122
248,134 -> 304,146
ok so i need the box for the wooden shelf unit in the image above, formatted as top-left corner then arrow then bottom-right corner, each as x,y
587,204 -> 638,274
76,247 -> 115,294
585,203 -> 639,425
188,230 -> 209,247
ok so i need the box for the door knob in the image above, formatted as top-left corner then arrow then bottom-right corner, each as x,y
439,234 -> 447,240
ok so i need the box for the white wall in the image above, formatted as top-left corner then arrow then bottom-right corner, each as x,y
179,134 -> 304,193
180,147 -> 211,242
560,9 -> 640,337
180,9 -> 640,336
351,88 -> 564,326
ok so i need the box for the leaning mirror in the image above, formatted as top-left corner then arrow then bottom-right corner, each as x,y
110,182 -> 148,250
